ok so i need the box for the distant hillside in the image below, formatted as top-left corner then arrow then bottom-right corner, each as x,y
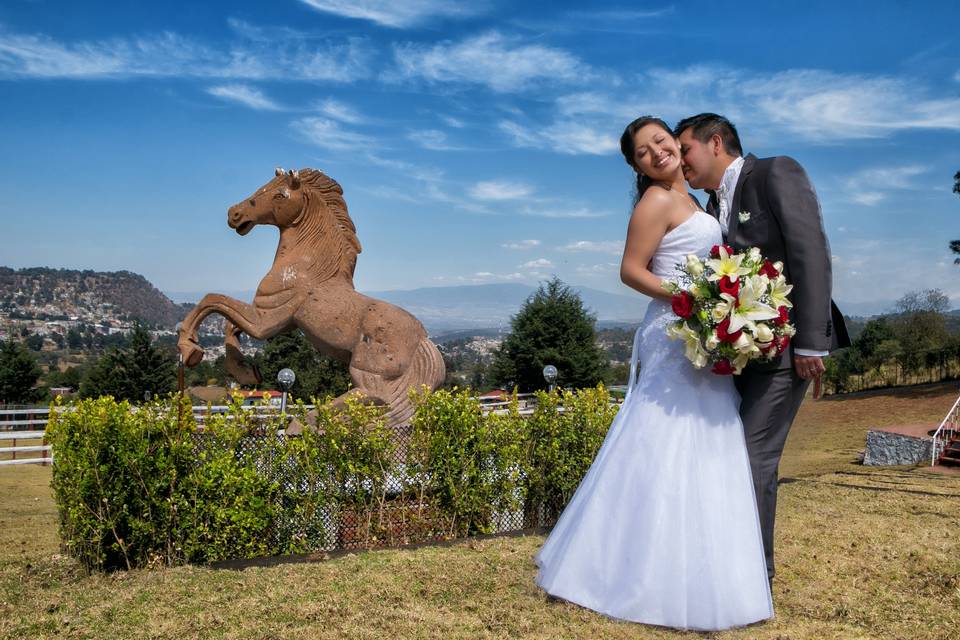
0,266 -> 188,328
167,282 -> 649,334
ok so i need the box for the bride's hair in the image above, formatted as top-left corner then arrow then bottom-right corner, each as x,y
619,116 -> 674,205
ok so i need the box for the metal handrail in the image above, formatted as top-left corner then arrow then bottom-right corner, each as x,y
930,393 -> 960,466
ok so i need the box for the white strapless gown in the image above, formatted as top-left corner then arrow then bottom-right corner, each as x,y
535,211 -> 773,631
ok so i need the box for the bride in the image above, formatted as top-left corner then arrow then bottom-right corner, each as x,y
534,116 -> 773,631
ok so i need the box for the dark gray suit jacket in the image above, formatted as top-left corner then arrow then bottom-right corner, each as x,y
707,154 -> 850,369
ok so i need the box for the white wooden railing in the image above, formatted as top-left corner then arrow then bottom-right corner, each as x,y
930,393 -> 960,466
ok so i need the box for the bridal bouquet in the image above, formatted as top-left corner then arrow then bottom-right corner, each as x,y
663,245 -> 796,375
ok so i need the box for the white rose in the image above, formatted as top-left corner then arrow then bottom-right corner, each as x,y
685,254 -> 705,277
755,323 -> 774,343
705,330 -> 720,351
748,247 -> 762,261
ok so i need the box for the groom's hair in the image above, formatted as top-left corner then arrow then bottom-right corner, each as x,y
674,113 -> 743,157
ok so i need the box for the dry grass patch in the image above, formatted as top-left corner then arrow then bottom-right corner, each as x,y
1,384 -> 959,639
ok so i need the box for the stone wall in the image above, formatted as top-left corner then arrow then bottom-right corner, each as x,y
863,430 -> 932,466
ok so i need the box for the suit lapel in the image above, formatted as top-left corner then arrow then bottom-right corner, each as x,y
706,191 -> 718,219
728,154 -> 756,243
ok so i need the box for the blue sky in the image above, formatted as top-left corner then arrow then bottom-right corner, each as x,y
1,0 -> 958,314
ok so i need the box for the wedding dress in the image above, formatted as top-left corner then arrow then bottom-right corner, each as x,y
535,210 -> 773,631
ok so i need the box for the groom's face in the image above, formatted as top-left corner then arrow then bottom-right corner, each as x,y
678,129 -> 721,191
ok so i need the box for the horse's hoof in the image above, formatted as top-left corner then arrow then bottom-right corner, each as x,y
178,339 -> 205,367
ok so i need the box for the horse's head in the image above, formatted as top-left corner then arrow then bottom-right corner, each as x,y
228,168 -> 306,235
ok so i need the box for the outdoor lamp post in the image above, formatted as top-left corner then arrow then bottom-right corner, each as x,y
277,368 -> 296,416
543,364 -> 558,393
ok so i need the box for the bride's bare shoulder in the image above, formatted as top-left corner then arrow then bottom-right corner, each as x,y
629,185 -> 673,224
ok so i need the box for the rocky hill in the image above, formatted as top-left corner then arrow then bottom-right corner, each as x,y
0,267 -> 188,329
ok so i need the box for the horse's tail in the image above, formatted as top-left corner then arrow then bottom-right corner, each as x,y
350,337 -> 445,430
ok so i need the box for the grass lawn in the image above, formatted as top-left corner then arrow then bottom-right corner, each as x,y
1,383 -> 959,639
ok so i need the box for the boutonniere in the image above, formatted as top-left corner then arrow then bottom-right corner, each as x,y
738,210 -> 751,223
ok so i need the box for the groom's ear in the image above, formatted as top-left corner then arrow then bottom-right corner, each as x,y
710,133 -> 725,157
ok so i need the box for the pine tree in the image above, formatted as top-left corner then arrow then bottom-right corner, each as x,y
490,278 -> 609,391
254,329 -> 351,401
80,323 -> 175,401
0,339 -> 43,404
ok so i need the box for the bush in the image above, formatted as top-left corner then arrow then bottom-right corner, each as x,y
408,386 -> 526,537
49,385 -> 620,571
523,385 -> 618,525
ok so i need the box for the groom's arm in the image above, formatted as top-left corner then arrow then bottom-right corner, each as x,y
765,156 -> 834,354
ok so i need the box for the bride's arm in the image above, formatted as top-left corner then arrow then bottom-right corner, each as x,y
619,190 -> 673,302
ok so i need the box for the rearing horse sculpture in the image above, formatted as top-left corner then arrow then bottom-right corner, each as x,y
177,168 -> 445,431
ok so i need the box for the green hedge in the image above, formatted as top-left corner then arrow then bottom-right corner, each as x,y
47,385 -> 617,572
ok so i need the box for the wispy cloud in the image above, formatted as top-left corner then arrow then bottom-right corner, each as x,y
298,0 -> 483,28
844,164 -> 928,205
519,205 -> 609,219
0,25 -> 373,82
576,262 -> 619,275
407,128 -> 463,151
469,180 -> 534,201
315,98 -> 366,123
501,239 -> 540,249
499,119 -> 618,155
559,240 -> 624,255
207,84 -> 282,111
294,117 -> 375,150
390,31 -> 593,93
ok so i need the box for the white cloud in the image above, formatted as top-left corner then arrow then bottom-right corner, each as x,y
469,180 -> 534,201
844,164 -> 928,206
559,240 -> 624,255
441,115 -> 466,128
501,239 -> 541,249
315,98 -> 365,123
520,258 -> 553,269
576,263 -> 619,275
520,206 -> 609,219
0,26 -> 373,82
294,117 -> 374,150
207,84 -> 282,111
298,0 -> 482,28
390,31 -> 592,92
407,129 -> 461,151
499,119 -> 617,155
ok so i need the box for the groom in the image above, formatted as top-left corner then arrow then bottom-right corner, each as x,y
674,113 -> 850,585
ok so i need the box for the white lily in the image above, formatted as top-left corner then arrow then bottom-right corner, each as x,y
727,276 -> 780,334
667,322 -> 709,368
704,246 -> 752,283
732,352 -> 752,374
768,275 -> 794,309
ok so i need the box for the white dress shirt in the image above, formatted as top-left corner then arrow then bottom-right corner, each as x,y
717,156 -> 827,359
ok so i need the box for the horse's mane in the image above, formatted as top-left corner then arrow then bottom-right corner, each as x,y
296,169 -> 362,282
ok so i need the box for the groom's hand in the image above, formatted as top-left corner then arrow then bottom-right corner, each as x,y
794,355 -> 825,380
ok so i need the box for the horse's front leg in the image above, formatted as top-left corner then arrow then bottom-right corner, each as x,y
223,320 -> 262,386
177,294 -> 293,367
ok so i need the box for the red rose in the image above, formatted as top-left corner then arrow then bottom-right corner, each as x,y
759,259 -> 780,278
671,291 -> 694,319
773,305 -> 790,326
710,244 -> 734,258
718,275 -> 740,298
716,317 -> 742,344
712,359 -> 734,375
774,335 -> 791,354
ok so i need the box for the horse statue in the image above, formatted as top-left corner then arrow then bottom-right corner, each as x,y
177,167 -> 445,432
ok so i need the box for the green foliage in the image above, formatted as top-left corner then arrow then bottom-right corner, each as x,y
50,384 -> 621,572
0,338 -> 43,404
80,322 -> 175,401
255,329 -> 351,400
522,385 -> 618,525
409,386 -> 526,536
490,277 -> 609,391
